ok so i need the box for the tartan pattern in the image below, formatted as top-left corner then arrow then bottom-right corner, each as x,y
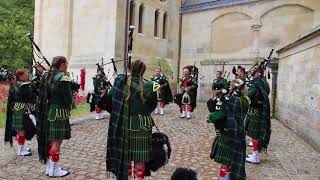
212,78 -> 228,90
106,74 -> 129,180
213,96 -> 248,180
151,74 -> 173,104
244,106 -> 261,139
47,118 -> 71,141
36,72 -> 50,163
229,136 -> 246,180
128,129 -> 152,162
36,71 -> 73,164
5,86 -> 14,145
246,77 -> 271,151
5,81 -> 36,145
107,75 -> 157,179
12,110 -> 25,131
178,77 -> 198,111
210,134 -> 232,166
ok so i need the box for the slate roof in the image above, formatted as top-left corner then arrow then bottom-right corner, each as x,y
181,0 -> 260,13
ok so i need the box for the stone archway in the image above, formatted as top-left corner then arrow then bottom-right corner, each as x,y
259,4 -> 314,55
210,12 -> 253,55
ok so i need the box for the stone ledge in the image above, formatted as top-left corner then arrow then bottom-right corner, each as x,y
199,57 -> 261,65
181,0 -> 260,14
277,25 -> 320,54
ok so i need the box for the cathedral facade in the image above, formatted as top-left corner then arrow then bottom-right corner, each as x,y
33,0 -> 180,90
34,0 -> 320,150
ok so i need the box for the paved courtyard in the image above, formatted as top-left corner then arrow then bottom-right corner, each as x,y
0,103 -> 319,180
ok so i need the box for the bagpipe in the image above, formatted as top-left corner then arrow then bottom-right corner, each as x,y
231,49 -> 274,87
221,61 -> 230,79
146,125 -> 171,176
27,33 -> 80,93
91,26 -> 136,113
27,33 -> 50,74
245,49 -> 274,86
103,26 -> 171,174
0,67 -> 14,82
96,57 -> 114,82
174,63 -> 199,107
87,57 -> 113,111
96,57 -> 113,93
207,49 -> 274,129
70,72 -> 81,93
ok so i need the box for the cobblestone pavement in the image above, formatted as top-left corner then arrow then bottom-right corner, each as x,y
0,103 -> 319,180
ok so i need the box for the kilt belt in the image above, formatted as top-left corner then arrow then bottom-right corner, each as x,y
48,107 -> 70,122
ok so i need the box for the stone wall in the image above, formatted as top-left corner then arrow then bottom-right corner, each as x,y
34,0 -> 73,62
119,0 -> 181,81
275,27 -> 320,151
180,0 -> 320,100
34,0 -> 180,91
34,0 -> 118,91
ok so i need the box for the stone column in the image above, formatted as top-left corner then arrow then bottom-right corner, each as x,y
67,0 -> 74,60
33,0 -> 42,48
269,58 -> 279,117
251,24 -> 261,58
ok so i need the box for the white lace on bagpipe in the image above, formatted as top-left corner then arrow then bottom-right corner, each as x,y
0,67 -> 14,82
214,49 -> 274,111
245,49 -> 274,87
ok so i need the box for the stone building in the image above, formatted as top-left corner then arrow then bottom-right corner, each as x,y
180,0 -> 320,151
34,0 -> 320,150
33,0 -> 181,90
180,0 -> 320,100
276,26 -> 320,151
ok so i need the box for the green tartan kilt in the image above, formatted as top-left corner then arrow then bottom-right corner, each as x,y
128,129 -> 152,162
12,110 -> 25,132
210,134 -> 232,166
47,119 -> 71,141
245,106 -> 262,139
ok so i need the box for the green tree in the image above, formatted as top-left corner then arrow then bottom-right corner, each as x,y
0,0 -> 34,70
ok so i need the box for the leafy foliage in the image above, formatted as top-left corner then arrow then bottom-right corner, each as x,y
147,58 -> 174,80
0,0 -> 34,70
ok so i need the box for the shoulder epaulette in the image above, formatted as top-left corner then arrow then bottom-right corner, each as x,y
60,75 -> 72,82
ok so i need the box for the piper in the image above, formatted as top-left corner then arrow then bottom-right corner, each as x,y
151,67 -> 173,115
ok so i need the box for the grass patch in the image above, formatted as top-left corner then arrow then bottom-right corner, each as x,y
71,102 -> 90,118
0,101 -> 90,129
0,101 -> 6,128
0,111 -> 5,128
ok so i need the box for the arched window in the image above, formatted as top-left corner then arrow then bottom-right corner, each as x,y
154,9 -> 160,37
162,12 -> 167,39
129,1 -> 135,26
138,4 -> 144,33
